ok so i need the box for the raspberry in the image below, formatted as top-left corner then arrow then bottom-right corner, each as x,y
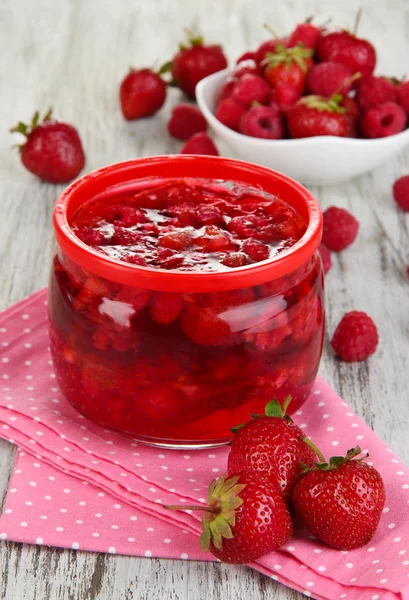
232,74 -> 271,106
139,222 -> 159,236
239,106 -> 284,139
166,203 -> 196,227
215,97 -> 246,131
356,76 -> 397,111
167,104 -> 207,140
123,255 -> 147,266
218,80 -> 236,102
194,225 -> 232,251
322,206 -> 359,252
242,239 -> 270,262
110,228 -> 141,246
159,230 -> 193,250
397,81 -> 409,113
196,204 -> 224,227
76,227 -> 105,246
331,311 -> 379,362
150,292 -> 184,325
360,102 -> 407,138
180,132 -> 219,155
156,248 -> 185,269
307,62 -> 354,97
392,175 -> 409,211
270,85 -> 301,114
221,252 -> 248,268
104,205 -> 146,227
319,243 -> 332,274
228,215 -> 275,241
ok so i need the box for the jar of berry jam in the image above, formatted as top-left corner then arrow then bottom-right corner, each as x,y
49,156 -> 324,448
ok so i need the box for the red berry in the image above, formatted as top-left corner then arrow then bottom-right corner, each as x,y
331,311 -> 379,361
119,69 -> 166,120
110,228 -> 141,246
196,204 -> 224,226
150,292 -> 184,325
76,228 -> 105,246
319,243 -> 332,274
166,203 -> 197,226
356,75 -> 397,111
104,204 -> 146,227
397,81 -> 409,114
171,35 -> 228,99
228,214 -> 275,241
180,132 -> 219,156
221,252 -> 248,268
233,59 -> 260,79
263,45 -> 314,94
307,62 -> 354,97
341,96 -> 361,137
269,84 -> 301,114
180,305 -> 232,346
393,175 -> 409,211
236,51 -> 257,64
215,97 -> 246,131
239,105 -> 284,139
255,38 -> 287,65
218,80 -> 236,102
322,206 -> 359,251
194,225 -> 232,251
228,398 -> 317,502
360,102 -> 407,138
155,248 -> 185,269
167,104 -> 207,140
11,109 -> 85,183
191,472 -> 293,564
292,446 -> 385,550
316,31 -> 376,78
232,74 -> 271,106
287,95 -> 349,139
242,239 -> 270,262
288,21 -> 322,50
159,230 -> 193,250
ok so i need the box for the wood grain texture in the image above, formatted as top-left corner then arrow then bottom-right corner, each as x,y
0,0 -> 409,597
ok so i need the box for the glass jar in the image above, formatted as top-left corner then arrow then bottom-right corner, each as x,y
49,156 -> 324,448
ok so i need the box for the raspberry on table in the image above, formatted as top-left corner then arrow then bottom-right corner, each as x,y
167,104 -> 207,140
392,175 -> 409,211
180,132 -> 219,155
360,102 -> 407,138
331,311 -> 379,362
322,206 -> 359,252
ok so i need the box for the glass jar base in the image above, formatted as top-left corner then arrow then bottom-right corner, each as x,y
107,424 -> 232,450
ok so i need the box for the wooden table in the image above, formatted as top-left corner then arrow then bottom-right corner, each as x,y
0,0 -> 408,597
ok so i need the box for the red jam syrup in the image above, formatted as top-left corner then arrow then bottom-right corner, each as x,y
49,178 -> 324,446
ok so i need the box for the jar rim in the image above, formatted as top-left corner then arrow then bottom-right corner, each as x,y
53,156 -> 323,292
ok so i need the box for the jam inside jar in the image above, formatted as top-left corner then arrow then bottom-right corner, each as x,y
49,157 -> 324,448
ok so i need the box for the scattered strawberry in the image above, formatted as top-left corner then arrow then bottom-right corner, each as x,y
307,62 -> 355,97
166,472 -> 293,564
263,44 -> 314,94
232,74 -> 271,106
228,398 -> 317,502
316,30 -> 376,78
397,81 -> 409,114
167,104 -> 207,140
321,206 -> 359,251
169,33 -> 228,99
288,19 -> 322,50
215,98 -> 246,131
331,311 -> 379,361
393,175 -> 409,211
319,243 -> 332,274
360,102 -> 407,138
356,75 -> 397,110
11,109 -> 85,183
239,105 -> 284,139
119,68 -> 166,120
269,84 -> 301,114
180,132 -> 219,155
292,444 -> 385,549
287,95 -> 349,138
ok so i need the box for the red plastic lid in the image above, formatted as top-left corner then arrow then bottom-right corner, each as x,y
53,156 -> 322,293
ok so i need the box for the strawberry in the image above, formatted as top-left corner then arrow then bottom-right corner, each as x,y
263,44 -> 314,94
292,444 -> 385,550
119,68 -> 166,120
11,109 -> 85,183
166,472 -> 293,563
255,37 -> 287,65
287,94 -> 349,138
288,19 -> 322,50
307,62 -> 355,97
316,30 -> 376,78
227,398 -> 316,503
168,33 -> 228,99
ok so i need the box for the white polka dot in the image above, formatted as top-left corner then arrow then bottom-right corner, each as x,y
36,538 -> 43,545
163,539 -> 171,544
332,441 -> 339,446
345,563 -> 353,568
130,516 -> 137,521
60,509 -> 67,514
372,596 -> 379,600
29,481 -> 36,487
372,560 -> 380,564
327,426 -> 334,432
128,538 -> 135,543
181,553 -> 188,560
145,550 -> 152,557
149,488 -> 156,493
79,501 -> 86,506
1,358 -> 9,363
394,537 -> 401,542
157,454 -> 165,459
388,523 -> 396,529
108,547 -> 116,554
208,454 -> 216,458
147,527 -> 155,532
64,489 -> 70,494
322,414 -> 329,419
340,595 -> 347,599
392,458 -> 399,463
403,560 -> 409,565
367,547 -> 376,552
161,466 -> 168,470
286,546 -> 295,551
72,542 -> 80,550
306,582 -> 314,587
274,564 -> 281,570
383,507 -> 389,513
0,533 -> 7,540
56,527 -> 64,532
20,522 -> 27,527
351,423 -> 358,428
318,566 -> 326,572
399,550 -> 406,555
114,504 -> 121,509
380,579 -> 387,584
303,593 -> 311,598
75,520 -> 83,525
111,525 -> 118,530
4,509 -> 11,514
397,471 -> 404,476
92,532 -> 100,538
313,549 -> 322,554
97,492 -> 105,497
212,468 -> 220,473
403,484 -> 409,489
376,569 -> 383,574
25,501 -> 32,506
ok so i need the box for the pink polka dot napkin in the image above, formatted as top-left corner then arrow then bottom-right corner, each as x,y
0,289 -> 409,600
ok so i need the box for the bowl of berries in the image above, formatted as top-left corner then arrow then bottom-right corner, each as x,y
196,21 -> 409,186
49,155 -> 324,448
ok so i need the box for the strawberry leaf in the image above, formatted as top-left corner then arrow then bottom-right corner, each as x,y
264,399 -> 283,417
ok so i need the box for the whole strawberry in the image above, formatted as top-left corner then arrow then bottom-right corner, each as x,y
292,445 -> 385,550
307,62 -> 356,97
11,109 -> 85,183
119,68 -> 167,120
263,44 -> 314,94
316,29 -> 376,77
287,94 -> 349,138
167,472 -> 293,564
227,398 -> 316,502
170,33 -> 228,99
287,19 -> 322,50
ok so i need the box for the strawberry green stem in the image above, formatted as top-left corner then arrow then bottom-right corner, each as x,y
282,395 -> 292,415
302,436 -> 326,462
263,23 -> 280,39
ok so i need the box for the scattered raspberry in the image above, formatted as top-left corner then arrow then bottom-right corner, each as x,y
221,252 -> 248,268
307,62 -> 354,97
356,76 -> 397,111
331,311 -> 379,362
242,239 -> 270,262
360,102 -> 407,138
167,104 -> 207,140
269,85 -> 301,114
239,105 -> 284,139
392,175 -> 409,211
196,204 -> 224,226
397,81 -> 409,114
232,74 -> 271,106
322,207 -> 359,252
76,228 -> 105,246
215,98 -> 246,131
319,243 -> 332,274
180,132 -> 219,155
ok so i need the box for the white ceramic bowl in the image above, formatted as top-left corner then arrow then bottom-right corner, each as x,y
196,69 -> 409,186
